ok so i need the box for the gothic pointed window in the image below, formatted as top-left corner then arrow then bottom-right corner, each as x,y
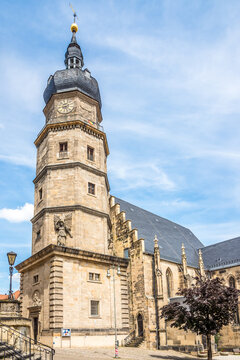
166,268 -> 173,298
229,276 -> 236,288
229,276 -> 239,324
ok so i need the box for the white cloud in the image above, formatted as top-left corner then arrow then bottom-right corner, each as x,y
0,55 -> 44,113
96,25 -> 240,115
109,157 -> 176,191
0,203 -> 34,223
0,154 -> 35,168
12,273 -> 20,292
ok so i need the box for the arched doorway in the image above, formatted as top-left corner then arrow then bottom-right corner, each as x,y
137,313 -> 143,337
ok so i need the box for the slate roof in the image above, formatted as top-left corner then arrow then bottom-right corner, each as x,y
43,68 -> 101,106
43,31 -> 101,106
115,197 -> 204,268
201,237 -> 240,270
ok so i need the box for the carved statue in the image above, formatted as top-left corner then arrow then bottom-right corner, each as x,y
32,291 -> 41,307
108,233 -> 113,250
54,214 -> 72,246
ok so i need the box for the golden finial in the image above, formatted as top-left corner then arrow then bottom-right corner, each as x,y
69,3 -> 78,33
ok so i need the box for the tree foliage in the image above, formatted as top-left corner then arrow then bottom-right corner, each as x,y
161,277 -> 239,335
160,277 -> 239,360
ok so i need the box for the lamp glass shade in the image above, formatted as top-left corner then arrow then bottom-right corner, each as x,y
7,251 -> 17,266
117,265 -> 121,275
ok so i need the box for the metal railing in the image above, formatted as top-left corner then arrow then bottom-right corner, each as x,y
0,341 -> 26,359
123,330 -> 135,346
0,322 -> 55,360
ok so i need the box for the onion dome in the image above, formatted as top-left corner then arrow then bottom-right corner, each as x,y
43,22 -> 101,107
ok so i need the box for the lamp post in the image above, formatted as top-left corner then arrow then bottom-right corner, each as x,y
7,251 -> 17,299
107,264 -> 121,358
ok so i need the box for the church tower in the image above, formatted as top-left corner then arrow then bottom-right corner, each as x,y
32,21 -> 110,256
16,21 -> 129,348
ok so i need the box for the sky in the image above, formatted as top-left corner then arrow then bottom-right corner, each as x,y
1,0 -> 240,293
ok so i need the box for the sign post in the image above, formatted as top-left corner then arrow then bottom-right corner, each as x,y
61,328 -> 71,348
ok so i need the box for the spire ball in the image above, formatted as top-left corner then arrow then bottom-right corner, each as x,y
71,22 -> 78,33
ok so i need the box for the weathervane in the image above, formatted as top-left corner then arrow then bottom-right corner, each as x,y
69,3 -> 78,23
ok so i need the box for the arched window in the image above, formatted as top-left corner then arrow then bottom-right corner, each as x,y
229,276 -> 236,288
229,276 -> 239,324
137,313 -> 143,337
166,268 -> 173,298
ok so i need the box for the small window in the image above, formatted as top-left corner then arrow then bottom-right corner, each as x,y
124,248 -> 129,259
95,273 -> 100,281
88,182 -> 95,195
87,146 -> 94,161
70,58 -> 74,64
90,300 -> 99,316
89,272 -> 100,281
36,230 -> 41,241
33,275 -> 39,284
59,142 -> 68,153
89,273 -> 94,281
39,188 -> 42,200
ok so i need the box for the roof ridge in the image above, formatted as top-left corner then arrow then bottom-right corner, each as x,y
201,236 -> 240,251
114,196 -> 194,234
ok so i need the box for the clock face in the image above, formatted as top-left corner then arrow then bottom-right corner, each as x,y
57,100 -> 74,114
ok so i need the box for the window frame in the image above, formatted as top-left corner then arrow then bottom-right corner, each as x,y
87,146 -> 95,162
88,272 -> 101,282
90,300 -> 100,317
59,142 -> 68,153
88,182 -> 95,195
33,274 -> 39,284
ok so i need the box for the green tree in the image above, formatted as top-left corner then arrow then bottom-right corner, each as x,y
160,277 -> 239,360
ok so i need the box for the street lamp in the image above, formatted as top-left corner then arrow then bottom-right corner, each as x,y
7,251 -> 17,299
107,264 -> 121,358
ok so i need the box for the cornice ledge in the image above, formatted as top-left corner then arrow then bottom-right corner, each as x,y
34,119 -> 109,156
33,162 -> 110,191
16,244 -> 128,271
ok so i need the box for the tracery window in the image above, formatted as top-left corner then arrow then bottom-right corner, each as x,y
229,276 -> 236,288
166,268 -> 173,298
229,276 -> 239,324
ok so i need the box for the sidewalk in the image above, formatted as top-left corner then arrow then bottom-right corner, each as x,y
54,347 -> 239,360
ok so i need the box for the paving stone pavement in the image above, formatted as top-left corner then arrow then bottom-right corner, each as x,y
54,347 -> 239,360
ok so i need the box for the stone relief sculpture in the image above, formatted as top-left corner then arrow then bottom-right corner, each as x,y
32,291 -> 41,307
80,102 -> 93,121
54,214 -> 73,246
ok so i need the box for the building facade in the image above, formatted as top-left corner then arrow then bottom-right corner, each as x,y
16,23 -> 240,350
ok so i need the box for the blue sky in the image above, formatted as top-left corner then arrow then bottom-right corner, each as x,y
1,0 -> 240,293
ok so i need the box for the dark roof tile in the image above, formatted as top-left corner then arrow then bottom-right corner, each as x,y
201,237 -> 240,269
115,197 -> 204,267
